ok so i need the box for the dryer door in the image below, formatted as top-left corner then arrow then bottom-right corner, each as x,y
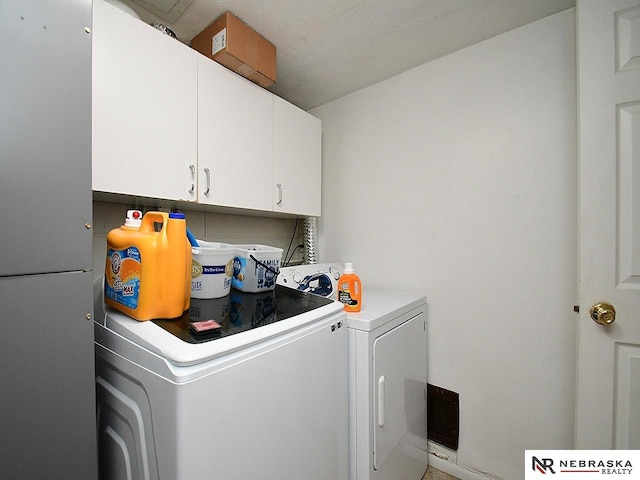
373,312 -> 427,470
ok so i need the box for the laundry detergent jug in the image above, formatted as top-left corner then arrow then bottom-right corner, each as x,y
104,210 -> 191,321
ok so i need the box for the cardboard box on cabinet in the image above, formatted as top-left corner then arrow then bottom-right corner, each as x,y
191,11 -> 276,88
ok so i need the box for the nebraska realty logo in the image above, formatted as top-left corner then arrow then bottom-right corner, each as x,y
525,451 -> 638,479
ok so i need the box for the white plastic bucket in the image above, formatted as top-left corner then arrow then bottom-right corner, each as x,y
231,244 -> 283,292
191,241 -> 235,298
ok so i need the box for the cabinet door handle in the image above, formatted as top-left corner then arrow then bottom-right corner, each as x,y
377,376 -> 386,427
204,168 -> 211,196
276,183 -> 283,206
188,164 -> 195,194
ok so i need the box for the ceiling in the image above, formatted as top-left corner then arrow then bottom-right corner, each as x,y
113,0 -> 576,110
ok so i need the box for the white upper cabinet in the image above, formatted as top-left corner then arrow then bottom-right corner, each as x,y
92,0 -> 321,216
273,96 -> 322,217
92,0 -> 198,201
197,56 -> 273,211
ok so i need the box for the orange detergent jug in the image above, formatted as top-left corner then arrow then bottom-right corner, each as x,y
104,210 -> 191,321
337,262 -> 362,312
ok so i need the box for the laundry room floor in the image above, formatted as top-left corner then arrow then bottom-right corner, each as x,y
423,466 -> 461,480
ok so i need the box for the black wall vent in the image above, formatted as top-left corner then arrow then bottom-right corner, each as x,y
427,383 -> 459,450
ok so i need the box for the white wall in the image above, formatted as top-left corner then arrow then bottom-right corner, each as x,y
311,9 -> 576,480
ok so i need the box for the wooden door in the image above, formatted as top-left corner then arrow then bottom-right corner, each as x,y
576,0 -> 640,448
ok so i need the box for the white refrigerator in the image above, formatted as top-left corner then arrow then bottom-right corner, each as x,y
0,0 -> 97,478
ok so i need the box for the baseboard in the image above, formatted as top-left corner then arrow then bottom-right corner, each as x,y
428,453 -> 494,480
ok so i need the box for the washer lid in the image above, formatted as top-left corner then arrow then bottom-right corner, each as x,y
345,291 -> 426,332
103,286 -> 344,366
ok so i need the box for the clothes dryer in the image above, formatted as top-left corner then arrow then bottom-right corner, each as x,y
278,265 -> 429,479
347,291 -> 429,480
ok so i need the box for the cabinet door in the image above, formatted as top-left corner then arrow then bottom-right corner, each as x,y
0,272 -> 97,479
273,96 -> 322,216
0,0 -> 92,276
197,56 -> 273,210
92,0 -> 198,201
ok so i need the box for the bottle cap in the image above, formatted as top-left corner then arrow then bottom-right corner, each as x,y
124,210 -> 142,228
344,262 -> 354,274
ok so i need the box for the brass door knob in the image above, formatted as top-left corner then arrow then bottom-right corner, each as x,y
590,302 -> 616,325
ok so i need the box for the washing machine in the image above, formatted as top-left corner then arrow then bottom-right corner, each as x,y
94,285 -> 348,480
278,265 -> 429,480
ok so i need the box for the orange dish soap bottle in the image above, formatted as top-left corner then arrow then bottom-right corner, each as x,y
337,262 -> 362,312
